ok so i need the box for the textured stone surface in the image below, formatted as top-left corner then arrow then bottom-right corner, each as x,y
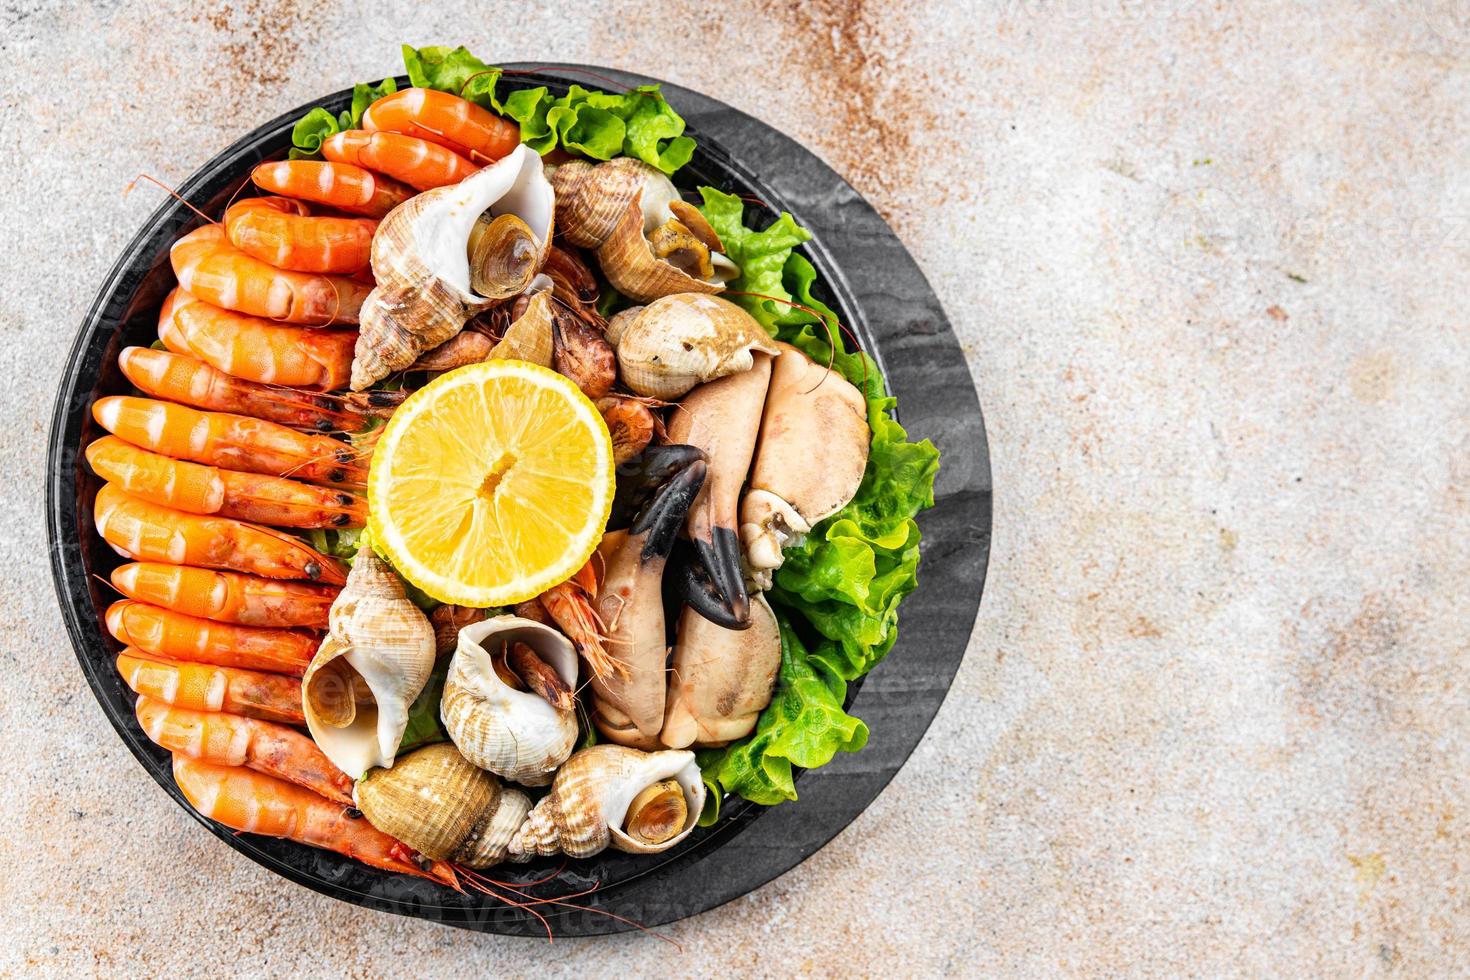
3,0 -> 1468,974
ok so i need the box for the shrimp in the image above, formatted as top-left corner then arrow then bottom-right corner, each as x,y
171,755 -> 460,888
86,436 -> 365,529
251,160 -> 413,219
522,559 -> 620,680
93,396 -> 367,488
107,599 -> 318,676
94,484 -> 348,584
136,697 -> 352,804
158,288 -> 356,391
321,129 -> 477,191
170,224 -> 371,326
112,563 -> 336,629
597,395 -> 659,465
117,650 -> 306,725
224,196 -> 378,274
362,87 -> 519,164
119,346 -> 392,434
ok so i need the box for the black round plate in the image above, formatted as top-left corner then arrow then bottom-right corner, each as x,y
46,65 -> 992,935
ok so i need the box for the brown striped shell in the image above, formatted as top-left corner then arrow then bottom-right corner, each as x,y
356,743 -> 532,868
550,157 -> 737,303
506,744 -> 705,859
350,145 -> 554,389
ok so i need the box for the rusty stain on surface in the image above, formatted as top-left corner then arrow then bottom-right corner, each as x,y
194,0 -> 323,87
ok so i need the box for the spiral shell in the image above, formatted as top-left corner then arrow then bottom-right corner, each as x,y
441,616 -> 578,786
507,745 -> 706,859
606,293 -> 780,399
302,551 -> 436,780
550,157 -> 678,250
356,743 -> 532,868
351,145 -> 554,389
551,157 -> 736,303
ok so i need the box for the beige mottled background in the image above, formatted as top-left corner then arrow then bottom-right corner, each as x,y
3,0 -> 1468,975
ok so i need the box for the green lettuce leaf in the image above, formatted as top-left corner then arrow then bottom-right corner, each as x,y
288,78 -> 397,159
401,44 -> 499,107
694,191 -> 940,815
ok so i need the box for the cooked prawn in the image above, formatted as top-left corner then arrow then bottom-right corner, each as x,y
596,395 -> 659,465
322,129 -> 477,191
362,87 -> 519,164
251,160 -> 413,219
94,484 -> 347,584
172,755 -> 460,888
524,559 -> 620,679
136,697 -> 352,804
117,650 -> 306,725
93,395 -> 367,488
112,563 -> 336,629
107,599 -> 318,676
158,288 -> 356,390
171,224 -> 370,326
225,196 -> 377,274
119,346 -> 389,434
86,436 -> 365,528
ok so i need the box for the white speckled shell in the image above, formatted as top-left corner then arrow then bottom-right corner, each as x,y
441,616 -> 578,786
507,744 -> 705,859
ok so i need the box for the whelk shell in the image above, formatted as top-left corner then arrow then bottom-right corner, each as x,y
606,293 -> 779,400
506,744 -> 706,859
302,550 -> 436,780
350,145 -> 554,389
551,158 -> 737,303
356,743 -> 532,868
441,616 -> 579,786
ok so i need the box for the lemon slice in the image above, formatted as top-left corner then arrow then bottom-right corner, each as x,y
367,360 -> 614,606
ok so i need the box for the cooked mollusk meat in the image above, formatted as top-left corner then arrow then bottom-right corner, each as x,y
666,350 -> 772,628
351,145 -> 554,389
302,551 -> 436,780
356,743 -> 533,868
740,343 -> 870,590
506,744 -> 705,859
662,593 -> 782,749
441,615 -> 579,786
605,293 -> 778,400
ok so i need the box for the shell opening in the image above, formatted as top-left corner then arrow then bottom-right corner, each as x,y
623,779 -> 687,845
467,213 -> 539,300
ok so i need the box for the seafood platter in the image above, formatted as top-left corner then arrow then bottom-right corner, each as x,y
48,49 -> 985,935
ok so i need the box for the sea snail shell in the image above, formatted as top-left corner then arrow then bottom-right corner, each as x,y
507,744 -> 706,859
350,144 -> 554,389
441,616 -> 579,786
302,551 -> 436,781
356,743 -> 532,868
550,158 -> 737,303
605,293 -> 779,400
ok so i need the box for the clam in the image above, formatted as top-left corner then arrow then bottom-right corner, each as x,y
551,158 -> 737,303
506,744 -> 706,859
302,551 -> 436,780
739,342 -> 870,590
356,743 -> 532,868
441,616 -> 578,786
604,293 -> 779,400
350,144 -> 554,389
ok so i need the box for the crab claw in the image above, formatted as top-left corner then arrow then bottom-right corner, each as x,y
607,443 -> 706,531
591,446 -> 707,742
672,540 -> 750,631
666,351 -> 773,628
739,343 -> 869,590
